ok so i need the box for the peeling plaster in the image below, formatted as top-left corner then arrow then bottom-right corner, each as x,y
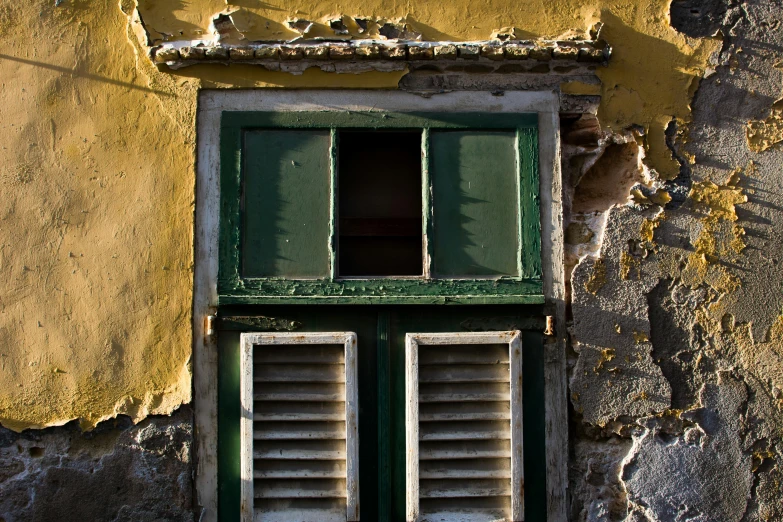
746,98 -> 783,153
622,373 -> 753,522
0,2 -> 781,520
131,0 -> 718,176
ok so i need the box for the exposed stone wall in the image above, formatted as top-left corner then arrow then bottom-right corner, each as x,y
0,407 -> 194,522
566,0 -> 783,520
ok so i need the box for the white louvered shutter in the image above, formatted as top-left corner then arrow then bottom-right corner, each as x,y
406,331 -> 523,522
240,332 -> 359,522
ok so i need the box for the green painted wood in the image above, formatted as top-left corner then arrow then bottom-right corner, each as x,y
219,110 -> 542,304
218,122 -> 243,292
219,293 -> 545,305
431,131 -> 520,277
217,315 -> 302,331
216,306 -> 547,520
422,129 -> 433,278
217,331 -> 241,522
218,277 -> 544,305
518,127 -> 542,280
329,128 -> 338,280
242,130 -> 331,278
377,310 -> 392,522
222,111 -> 538,130
387,306 -> 546,520
218,307 -> 380,520
522,330 -> 547,521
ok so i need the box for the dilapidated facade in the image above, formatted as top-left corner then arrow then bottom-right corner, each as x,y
0,0 -> 781,520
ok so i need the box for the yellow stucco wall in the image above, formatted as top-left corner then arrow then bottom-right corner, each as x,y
0,0 -> 717,430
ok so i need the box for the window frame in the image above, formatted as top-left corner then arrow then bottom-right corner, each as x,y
194,90 -> 568,522
218,111 -> 543,305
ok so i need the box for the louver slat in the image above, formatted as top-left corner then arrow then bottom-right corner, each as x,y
241,332 -> 359,522
419,440 -> 512,460
406,332 -> 523,522
419,382 -> 510,403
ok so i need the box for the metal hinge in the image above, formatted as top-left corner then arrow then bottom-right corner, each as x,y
205,314 -> 217,337
544,315 -> 555,336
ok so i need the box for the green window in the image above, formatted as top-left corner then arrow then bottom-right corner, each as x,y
217,111 -> 547,522
218,111 -> 542,304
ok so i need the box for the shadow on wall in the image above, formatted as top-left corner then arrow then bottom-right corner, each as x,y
0,54 -> 174,96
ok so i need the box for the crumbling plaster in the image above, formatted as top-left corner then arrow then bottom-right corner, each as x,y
0,0 -> 782,519
566,0 -> 783,519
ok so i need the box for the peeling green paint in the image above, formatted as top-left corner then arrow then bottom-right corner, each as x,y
217,316 -> 302,331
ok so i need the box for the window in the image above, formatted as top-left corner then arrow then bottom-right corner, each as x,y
218,111 -> 542,304
240,332 -> 359,522
198,92 -> 563,522
338,130 -> 423,277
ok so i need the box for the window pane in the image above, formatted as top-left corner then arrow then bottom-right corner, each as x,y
338,131 -> 423,277
430,131 -> 519,277
242,130 -> 331,278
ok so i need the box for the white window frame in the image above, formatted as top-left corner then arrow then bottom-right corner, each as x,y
405,331 -> 524,522
240,331 -> 359,522
194,91 -> 567,522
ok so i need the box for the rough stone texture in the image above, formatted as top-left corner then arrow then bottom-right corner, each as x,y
569,437 -> 633,521
669,0 -> 732,38
148,40 -> 610,70
647,280 -> 714,410
622,373 -> 753,521
571,207 -> 672,426
0,407 -> 194,521
567,0 -> 783,520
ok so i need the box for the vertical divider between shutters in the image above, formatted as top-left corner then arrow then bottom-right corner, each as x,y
510,331 -> 525,521
329,128 -> 339,280
518,126 -> 542,280
421,128 -> 433,279
405,334 -> 420,522
377,311 -> 392,522
239,335 -> 254,522
345,332 -> 360,521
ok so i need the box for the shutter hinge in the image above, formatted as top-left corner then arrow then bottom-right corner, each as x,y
544,315 -> 555,336
205,314 -> 217,337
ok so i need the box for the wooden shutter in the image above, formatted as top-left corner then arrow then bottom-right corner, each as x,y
242,130 -> 332,278
430,131 -> 520,277
406,331 -> 523,522
241,332 -> 359,522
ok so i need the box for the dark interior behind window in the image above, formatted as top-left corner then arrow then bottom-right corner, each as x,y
338,131 -> 423,277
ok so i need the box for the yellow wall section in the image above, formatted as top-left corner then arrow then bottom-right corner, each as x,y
0,0 -> 717,430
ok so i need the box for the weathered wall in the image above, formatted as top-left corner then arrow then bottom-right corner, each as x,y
0,0 -> 781,519
0,406 -> 193,521
567,1 -> 783,519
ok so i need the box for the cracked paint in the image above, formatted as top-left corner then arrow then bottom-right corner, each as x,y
746,98 -> 783,153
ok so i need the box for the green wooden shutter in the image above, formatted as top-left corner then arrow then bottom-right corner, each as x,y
242,130 -> 331,278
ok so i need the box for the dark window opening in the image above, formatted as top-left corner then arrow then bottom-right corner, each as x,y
338,131 -> 423,277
